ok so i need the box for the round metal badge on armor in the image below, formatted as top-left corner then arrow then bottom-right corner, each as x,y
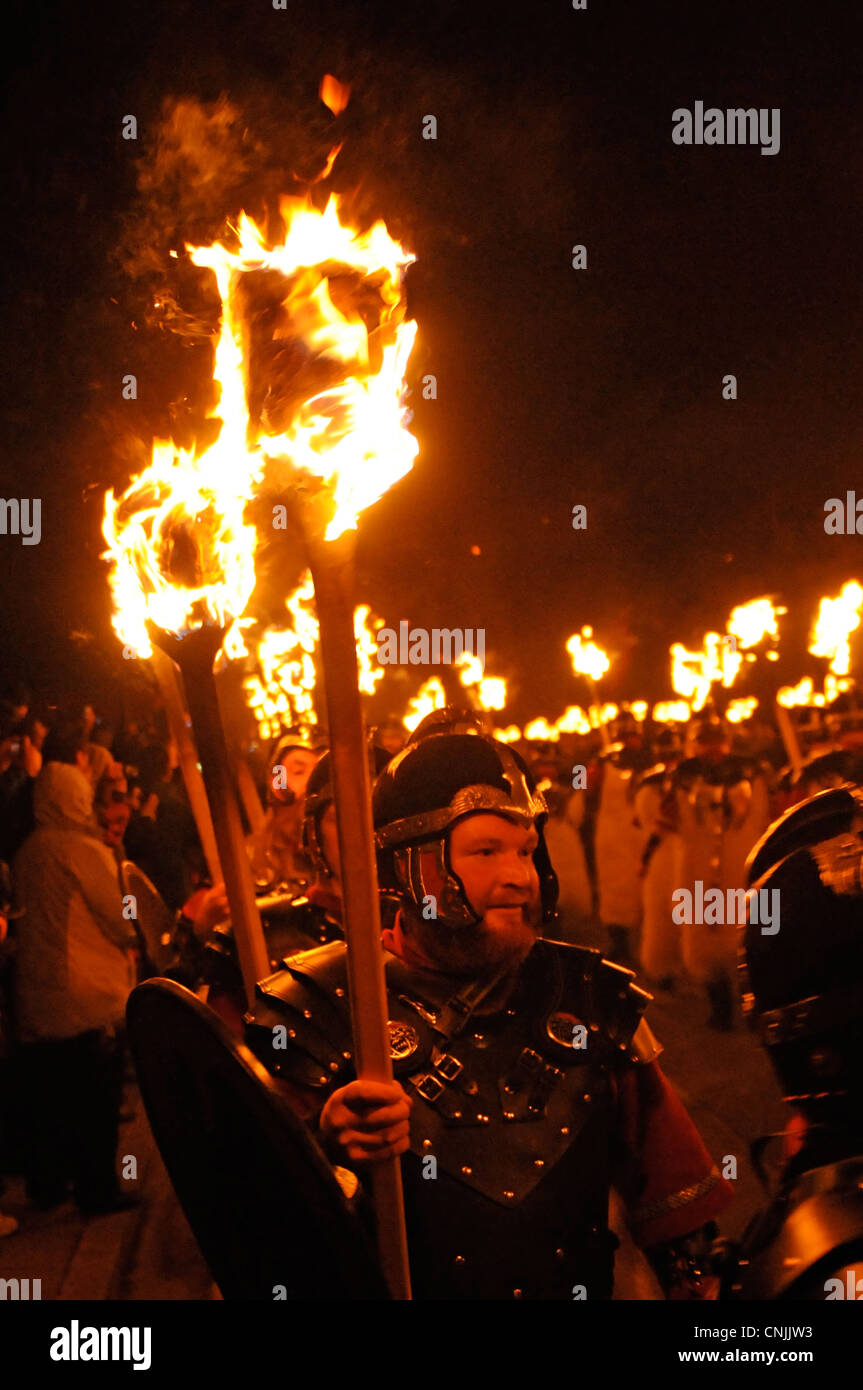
388,1020 -> 420,1061
546,1011 -> 587,1049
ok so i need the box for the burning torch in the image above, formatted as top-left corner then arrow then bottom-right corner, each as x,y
566,626 -> 612,749
104,81 -> 419,1295
724,597 -> 800,774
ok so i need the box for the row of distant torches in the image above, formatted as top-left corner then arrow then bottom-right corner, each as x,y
236,582 -> 862,745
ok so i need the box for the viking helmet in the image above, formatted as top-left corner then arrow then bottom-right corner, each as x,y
372,728 -> 559,930
302,743 -> 392,876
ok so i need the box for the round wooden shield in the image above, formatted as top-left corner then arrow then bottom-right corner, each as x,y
126,978 -> 390,1300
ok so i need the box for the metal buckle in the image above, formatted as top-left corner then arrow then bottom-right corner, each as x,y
528,1064 -> 562,1113
517,1047 -> 543,1075
415,1073 -> 444,1103
789,1004 -> 812,1035
435,1053 -> 464,1082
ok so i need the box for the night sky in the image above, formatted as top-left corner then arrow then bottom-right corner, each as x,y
2,0 -> 862,721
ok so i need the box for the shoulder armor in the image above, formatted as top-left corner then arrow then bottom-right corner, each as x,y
674,757 -> 701,784
246,941 -> 437,1089
247,941 -> 355,1089
639,764 -> 668,788
629,1016 -> 663,1063
535,939 -> 658,1064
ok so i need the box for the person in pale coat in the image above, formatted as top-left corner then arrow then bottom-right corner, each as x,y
635,763 -> 684,989
675,719 -> 771,1029
12,722 -> 138,1215
593,746 -> 649,966
542,783 -> 593,941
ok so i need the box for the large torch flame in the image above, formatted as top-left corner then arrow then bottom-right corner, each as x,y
455,650 -> 507,711
809,581 -> 863,676
726,597 -> 785,650
671,633 -> 741,711
403,677 -> 446,733
196,198 -> 418,544
104,166 -> 418,650
566,626 -> 610,682
726,696 -> 759,723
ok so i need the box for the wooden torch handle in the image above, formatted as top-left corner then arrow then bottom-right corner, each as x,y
308,533 -> 412,1302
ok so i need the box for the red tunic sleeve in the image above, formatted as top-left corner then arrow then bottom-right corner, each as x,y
612,1058 -> 734,1249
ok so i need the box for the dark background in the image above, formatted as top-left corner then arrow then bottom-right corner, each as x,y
2,0 -> 862,720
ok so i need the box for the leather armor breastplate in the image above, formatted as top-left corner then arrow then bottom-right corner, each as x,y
249,937 -> 658,1300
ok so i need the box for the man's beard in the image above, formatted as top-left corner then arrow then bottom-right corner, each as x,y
410,907 -> 540,979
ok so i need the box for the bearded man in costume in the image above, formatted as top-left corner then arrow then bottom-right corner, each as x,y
248,724 -> 732,1299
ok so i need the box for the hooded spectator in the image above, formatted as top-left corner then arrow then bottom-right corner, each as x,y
12,744 -> 138,1215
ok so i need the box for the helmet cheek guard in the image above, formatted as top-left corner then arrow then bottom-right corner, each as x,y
302,743 -> 391,879
394,841 -> 480,929
533,830 -> 560,927
300,793 -> 332,877
391,820 -> 560,932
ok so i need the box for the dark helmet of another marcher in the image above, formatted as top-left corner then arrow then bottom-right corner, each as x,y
653,725 -> 682,759
689,714 -> 728,751
302,743 -> 392,876
742,784 -> 863,1118
609,711 -> 641,746
372,726 -> 559,930
405,705 -> 488,745
268,728 -> 326,806
794,748 -> 863,795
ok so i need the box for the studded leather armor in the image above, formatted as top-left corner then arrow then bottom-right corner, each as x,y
247,936 -> 661,1299
205,894 -> 343,984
